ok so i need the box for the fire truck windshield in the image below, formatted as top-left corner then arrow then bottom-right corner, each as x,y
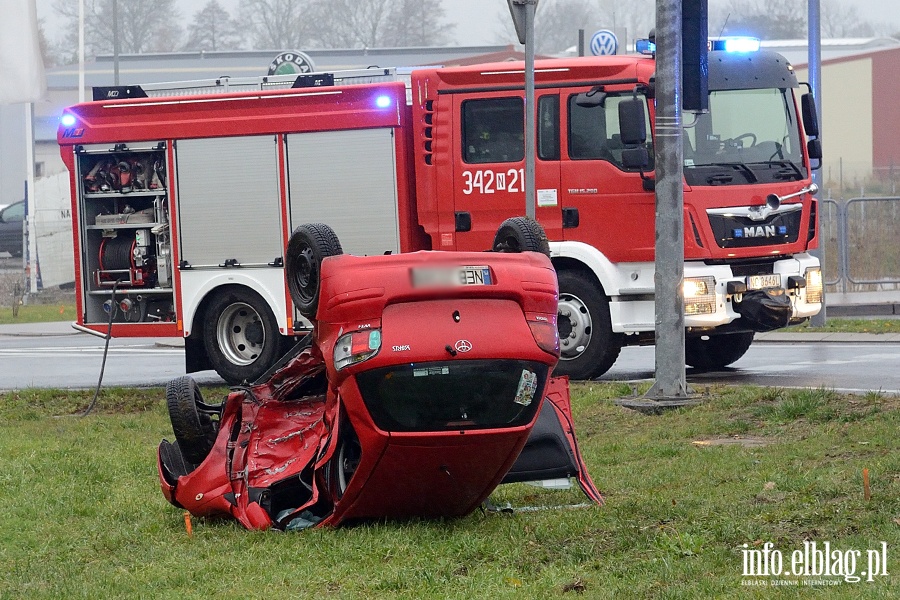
684,87 -> 804,182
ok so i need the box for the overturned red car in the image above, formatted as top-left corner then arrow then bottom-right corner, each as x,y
157,220 -> 601,530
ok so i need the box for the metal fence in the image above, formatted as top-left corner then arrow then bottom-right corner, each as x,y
820,196 -> 900,295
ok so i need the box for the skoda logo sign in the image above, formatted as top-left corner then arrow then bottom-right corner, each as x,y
454,340 -> 473,353
267,51 -> 316,76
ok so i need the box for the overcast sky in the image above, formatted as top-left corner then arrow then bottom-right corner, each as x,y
36,0 -> 897,48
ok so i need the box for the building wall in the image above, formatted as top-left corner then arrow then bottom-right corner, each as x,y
796,57 -> 874,183
872,49 -> 900,174
0,104 -> 28,207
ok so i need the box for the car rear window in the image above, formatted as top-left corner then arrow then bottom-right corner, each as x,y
355,360 -> 548,432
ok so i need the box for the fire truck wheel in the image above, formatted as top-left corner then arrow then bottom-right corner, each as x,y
165,376 -> 216,466
492,217 -> 551,257
203,288 -> 281,385
325,420 -> 361,502
685,331 -> 755,370
555,271 -> 622,380
285,223 -> 344,319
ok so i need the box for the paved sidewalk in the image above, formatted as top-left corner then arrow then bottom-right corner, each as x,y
0,321 -> 897,345
0,321 -> 185,347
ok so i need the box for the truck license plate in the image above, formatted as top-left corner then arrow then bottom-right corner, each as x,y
412,266 -> 492,288
746,274 -> 781,290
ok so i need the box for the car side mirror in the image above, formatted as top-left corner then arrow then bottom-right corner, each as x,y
801,93 -> 819,138
618,99 -> 647,145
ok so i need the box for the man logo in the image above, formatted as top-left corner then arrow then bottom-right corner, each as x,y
454,340 -> 472,353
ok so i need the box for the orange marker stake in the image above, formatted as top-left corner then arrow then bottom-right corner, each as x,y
184,511 -> 193,536
863,468 -> 871,501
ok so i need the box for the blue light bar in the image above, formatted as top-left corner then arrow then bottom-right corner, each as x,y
635,39 -> 656,55
60,114 -> 76,127
711,37 -> 761,53
375,95 -> 392,108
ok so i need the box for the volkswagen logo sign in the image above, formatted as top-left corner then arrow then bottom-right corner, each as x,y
454,340 -> 473,353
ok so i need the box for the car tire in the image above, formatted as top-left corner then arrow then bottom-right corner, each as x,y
491,216 -> 550,257
685,332 -> 755,370
165,376 -> 216,466
555,271 -> 622,380
203,287 -> 281,385
285,223 -> 343,319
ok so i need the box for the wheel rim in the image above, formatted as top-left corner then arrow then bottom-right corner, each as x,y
336,436 -> 361,496
293,245 -> 316,304
558,293 -> 592,360
216,302 -> 265,366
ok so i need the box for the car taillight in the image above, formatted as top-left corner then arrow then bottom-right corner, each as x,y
528,317 -> 559,356
334,329 -> 382,370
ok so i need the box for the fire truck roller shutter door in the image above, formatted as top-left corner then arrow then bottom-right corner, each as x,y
285,128 -> 400,257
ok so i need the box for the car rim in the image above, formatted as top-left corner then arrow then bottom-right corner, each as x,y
337,436 -> 361,495
295,246 -> 315,303
216,302 -> 265,366
558,293 -> 592,360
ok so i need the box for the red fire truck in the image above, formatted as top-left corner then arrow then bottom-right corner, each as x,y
58,46 -> 823,385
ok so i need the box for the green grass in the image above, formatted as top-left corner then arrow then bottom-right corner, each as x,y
1,383 -> 897,598
0,303 -> 77,325
785,318 -> 900,334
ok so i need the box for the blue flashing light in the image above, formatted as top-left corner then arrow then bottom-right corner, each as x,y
778,226 -> 788,235
635,39 -> 656,56
60,114 -> 76,127
375,95 -> 392,108
722,37 -> 761,53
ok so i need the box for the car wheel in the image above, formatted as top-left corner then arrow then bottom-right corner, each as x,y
285,223 -> 343,319
165,376 -> 216,465
203,287 -> 281,385
685,331 -> 755,370
326,422 -> 361,502
554,271 -> 622,380
491,216 -> 550,256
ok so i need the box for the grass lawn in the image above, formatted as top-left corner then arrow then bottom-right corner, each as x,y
785,318 -> 900,334
0,383 -> 897,598
0,303 -> 77,325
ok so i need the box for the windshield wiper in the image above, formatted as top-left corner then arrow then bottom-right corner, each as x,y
700,162 -> 759,183
747,159 -> 803,180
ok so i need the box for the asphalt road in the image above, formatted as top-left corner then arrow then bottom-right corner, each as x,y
0,323 -> 898,394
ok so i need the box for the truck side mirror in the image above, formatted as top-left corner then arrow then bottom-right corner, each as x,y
801,93 -> 819,138
622,147 -> 650,170
807,139 -> 822,160
575,86 -> 606,108
618,99 -> 647,146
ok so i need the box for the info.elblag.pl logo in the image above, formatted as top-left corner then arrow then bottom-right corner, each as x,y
741,541 -> 889,586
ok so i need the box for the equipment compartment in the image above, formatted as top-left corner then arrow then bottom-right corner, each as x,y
76,142 -> 175,325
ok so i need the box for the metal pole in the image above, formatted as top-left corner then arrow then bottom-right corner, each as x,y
24,103 -> 37,294
808,0 -> 826,325
523,1 -> 536,219
578,29 -> 585,57
646,0 -> 691,400
113,0 -> 120,86
78,0 -> 85,102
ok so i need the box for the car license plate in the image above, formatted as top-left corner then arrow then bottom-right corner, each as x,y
746,274 -> 781,290
412,266 -> 492,288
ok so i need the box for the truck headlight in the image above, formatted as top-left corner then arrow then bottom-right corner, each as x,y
683,276 -> 716,315
334,329 -> 382,371
805,268 -> 823,304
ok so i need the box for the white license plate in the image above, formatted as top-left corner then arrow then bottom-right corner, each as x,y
412,266 -> 492,288
747,274 -> 781,290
